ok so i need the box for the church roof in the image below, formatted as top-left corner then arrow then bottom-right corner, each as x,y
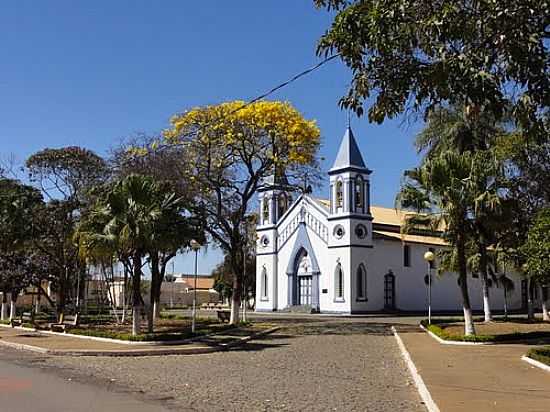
311,199 -> 447,246
329,127 -> 369,173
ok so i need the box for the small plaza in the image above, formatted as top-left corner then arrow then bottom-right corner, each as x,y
1,1 -> 549,411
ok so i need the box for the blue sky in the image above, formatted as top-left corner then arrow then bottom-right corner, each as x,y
0,1 -> 422,275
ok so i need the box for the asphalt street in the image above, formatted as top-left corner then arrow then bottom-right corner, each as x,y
0,351 -> 170,412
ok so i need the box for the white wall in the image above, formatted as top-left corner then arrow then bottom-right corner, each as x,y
255,195 -> 524,314
368,239 -> 524,312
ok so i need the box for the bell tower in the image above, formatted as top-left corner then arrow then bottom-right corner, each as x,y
328,126 -> 373,247
326,126 -> 373,312
255,167 -> 291,311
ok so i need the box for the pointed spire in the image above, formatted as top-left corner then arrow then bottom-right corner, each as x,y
329,126 -> 369,173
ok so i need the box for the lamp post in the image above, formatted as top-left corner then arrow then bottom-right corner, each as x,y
424,250 -> 435,325
190,239 -> 201,334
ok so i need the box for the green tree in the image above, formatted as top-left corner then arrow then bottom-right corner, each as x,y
163,100 -> 321,324
315,0 -> 549,139
521,208 -> 550,320
398,151 -> 479,335
76,174 -> 195,335
26,147 -> 109,315
0,178 -> 44,319
112,135 -> 204,324
415,105 -> 508,321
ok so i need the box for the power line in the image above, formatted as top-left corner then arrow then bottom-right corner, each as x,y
1,54 -> 342,197
156,53 -> 341,149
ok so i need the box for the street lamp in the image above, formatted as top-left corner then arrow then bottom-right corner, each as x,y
424,250 -> 435,325
190,239 -> 201,333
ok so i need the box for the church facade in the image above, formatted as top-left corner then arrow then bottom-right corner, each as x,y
255,127 -> 524,314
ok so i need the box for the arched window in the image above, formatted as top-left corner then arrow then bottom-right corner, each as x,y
335,180 -> 343,209
356,264 -> 367,301
262,197 -> 270,224
260,267 -> 268,300
278,193 -> 288,219
355,177 -> 364,211
334,263 -> 344,301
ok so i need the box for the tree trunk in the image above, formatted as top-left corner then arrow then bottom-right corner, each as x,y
146,304 -> 153,334
541,286 -> 549,322
57,267 -> 69,319
1,292 -> 8,321
230,276 -> 242,325
121,264 -> 129,323
479,246 -> 492,322
527,278 -> 535,321
148,253 -> 161,333
131,252 -> 142,336
457,233 -> 475,335
503,287 -> 508,321
35,286 -> 41,315
10,291 -> 18,320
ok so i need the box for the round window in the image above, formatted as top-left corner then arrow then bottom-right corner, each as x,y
355,224 -> 367,239
260,235 -> 270,247
333,225 -> 345,239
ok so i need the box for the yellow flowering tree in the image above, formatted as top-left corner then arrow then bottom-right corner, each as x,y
165,100 -> 320,323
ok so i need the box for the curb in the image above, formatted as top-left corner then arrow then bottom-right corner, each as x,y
0,326 -> 280,357
0,323 -> 38,332
521,355 -> 550,373
40,329 -> 201,346
391,326 -> 440,412
419,324 -> 491,346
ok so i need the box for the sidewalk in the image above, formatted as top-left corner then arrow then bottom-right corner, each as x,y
395,325 -> 550,412
0,325 -> 277,356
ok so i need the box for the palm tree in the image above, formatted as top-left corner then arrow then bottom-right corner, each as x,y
415,105 -> 509,323
77,175 -> 166,336
398,151 -> 477,335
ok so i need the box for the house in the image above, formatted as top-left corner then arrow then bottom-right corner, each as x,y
255,126 -> 523,313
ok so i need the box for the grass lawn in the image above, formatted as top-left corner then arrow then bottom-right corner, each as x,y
422,318 -> 550,343
527,347 -> 550,366
67,317 -> 239,341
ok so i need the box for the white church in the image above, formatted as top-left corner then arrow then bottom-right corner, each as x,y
255,126 -> 525,314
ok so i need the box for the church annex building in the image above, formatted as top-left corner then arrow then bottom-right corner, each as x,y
255,127 -> 525,314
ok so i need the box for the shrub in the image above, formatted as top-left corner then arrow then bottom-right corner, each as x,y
421,319 -> 550,343
527,347 -> 550,366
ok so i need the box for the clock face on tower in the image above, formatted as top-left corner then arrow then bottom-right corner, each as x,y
355,224 -> 368,239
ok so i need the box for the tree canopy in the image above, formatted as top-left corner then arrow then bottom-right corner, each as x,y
162,100 -> 320,323
521,208 -> 550,286
315,0 -> 549,138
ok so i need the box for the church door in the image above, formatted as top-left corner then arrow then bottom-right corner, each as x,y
384,272 -> 395,310
298,276 -> 312,305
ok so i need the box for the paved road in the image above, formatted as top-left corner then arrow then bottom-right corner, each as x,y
0,348 -> 170,412
33,319 -> 424,412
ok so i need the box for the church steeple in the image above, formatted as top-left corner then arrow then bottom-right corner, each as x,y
328,126 -> 372,217
258,166 -> 292,226
329,126 -> 369,174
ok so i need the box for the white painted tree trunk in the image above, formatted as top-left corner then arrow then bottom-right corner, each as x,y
153,300 -> 161,320
132,305 -> 141,336
540,286 -> 549,321
1,301 -> 8,321
10,300 -> 16,320
542,300 -> 549,321
481,274 -> 492,322
230,295 -> 240,325
463,306 -> 475,336
482,292 -> 492,322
